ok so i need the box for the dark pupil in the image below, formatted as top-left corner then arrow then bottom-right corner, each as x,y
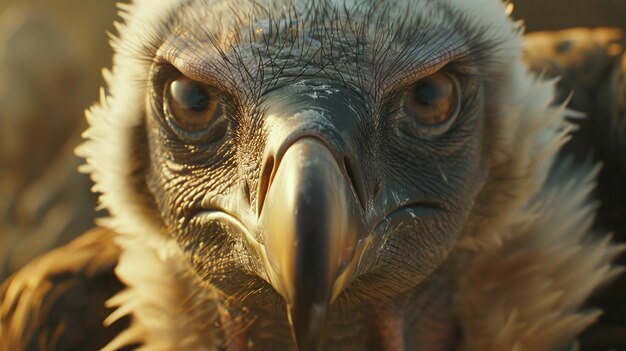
413,83 -> 438,106
180,83 -> 210,111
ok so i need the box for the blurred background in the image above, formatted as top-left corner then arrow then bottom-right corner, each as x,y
0,0 -> 625,282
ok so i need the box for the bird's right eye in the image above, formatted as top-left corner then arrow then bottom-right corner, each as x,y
164,78 -> 223,132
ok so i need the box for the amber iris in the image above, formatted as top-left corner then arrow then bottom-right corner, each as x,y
403,72 -> 459,126
166,78 -> 222,131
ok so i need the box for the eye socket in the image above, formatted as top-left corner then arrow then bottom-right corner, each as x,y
164,77 -> 223,133
402,71 -> 460,132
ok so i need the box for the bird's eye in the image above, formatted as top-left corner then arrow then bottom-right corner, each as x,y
164,78 -> 223,132
402,72 -> 460,132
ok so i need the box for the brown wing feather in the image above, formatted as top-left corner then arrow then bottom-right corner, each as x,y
0,228 -> 131,351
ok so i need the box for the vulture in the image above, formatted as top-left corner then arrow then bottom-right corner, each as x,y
1,0 -> 625,350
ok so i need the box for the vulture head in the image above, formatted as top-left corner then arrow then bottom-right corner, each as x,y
77,0 -> 618,350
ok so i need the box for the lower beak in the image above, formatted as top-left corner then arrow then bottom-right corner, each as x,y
258,138 -> 363,351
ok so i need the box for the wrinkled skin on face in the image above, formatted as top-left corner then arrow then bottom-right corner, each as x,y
140,1 -> 499,350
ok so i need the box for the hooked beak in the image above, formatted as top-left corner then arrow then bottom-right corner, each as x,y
258,138 -> 366,351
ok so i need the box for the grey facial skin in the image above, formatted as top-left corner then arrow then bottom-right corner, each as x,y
141,2 -> 493,350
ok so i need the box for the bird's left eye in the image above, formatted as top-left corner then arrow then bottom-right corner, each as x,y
401,71 -> 460,134
164,78 -> 223,133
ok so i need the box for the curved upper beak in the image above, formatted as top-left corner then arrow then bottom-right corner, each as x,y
258,138 -> 366,351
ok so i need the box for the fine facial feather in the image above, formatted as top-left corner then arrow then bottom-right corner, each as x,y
78,0 -> 522,241
72,1 -> 623,350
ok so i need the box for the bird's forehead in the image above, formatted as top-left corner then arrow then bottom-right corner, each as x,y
158,0 -> 479,92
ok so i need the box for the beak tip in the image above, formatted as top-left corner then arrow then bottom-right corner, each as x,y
287,302 -> 328,351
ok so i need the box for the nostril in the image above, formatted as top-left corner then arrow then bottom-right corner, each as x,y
373,180 -> 382,199
243,181 -> 251,205
344,155 -> 366,211
257,156 -> 275,216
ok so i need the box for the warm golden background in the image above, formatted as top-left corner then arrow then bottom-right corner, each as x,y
0,0 -> 624,281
